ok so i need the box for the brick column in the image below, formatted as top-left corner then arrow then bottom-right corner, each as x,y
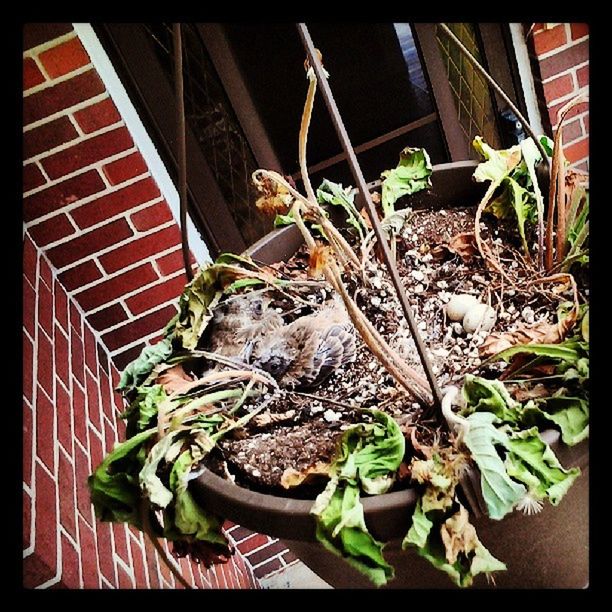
526,23 -> 589,171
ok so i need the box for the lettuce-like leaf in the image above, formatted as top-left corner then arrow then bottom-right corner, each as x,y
117,338 -> 173,393
311,409 -> 404,586
472,136 -> 522,184
317,179 -> 367,241
88,428 -> 156,527
461,374 -> 521,423
462,412 -> 526,520
139,431 -> 182,509
522,396 -> 589,446
505,427 -> 580,505
381,147 -> 432,216
121,384 -> 167,434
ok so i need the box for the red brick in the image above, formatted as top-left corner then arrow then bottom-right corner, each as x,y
23,69 -> 105,125
253,557 -> 282,579
564,136 -> 589,164
102,304 -> 176,352
86,370 -> 102,432
539,40 -> 589,81
40,256 -> 54,289
58,534 -> 81,588
23,163 -> 47,192
23,489 -> 32,551
54,280 -> 69,332
36,384 -> 56,473
561,118 -> 584,144
129,537 -> 148,588
23,57 -> 46,90
125,274 -> 185,316
74,442 -> 94,526
548,99 -> 589,129
29,213 -> 76,249
117,561 -> 134,589
58,451 -> 77,540
98,368 -> 113,422
78,515 -> 99,588
37,332 -> 54,401
575,159 -> 589,172
237,533 -> 269,555
282,549 -> 297,564
570,23 -> 589,41
103,151 -> 148,186
111,523 -> 130,565
533,24 -> 567,56
39,36 -> 90,78
47,218 -> 133,269
23,334 -> 34,404
577,64 -> 589,89
71,331 -> 85,387
100,225 -> 182,274
131,201 -> 173,232
98,343 -> 110,374
70,301 -> 82,337
113,342 -> 146,371
23,116 -> 79,160
87,302 -> 129,332
56,379 -> 73,456
71,177 -> 160,230
73,97 -> 121,134
23,401 -> 33,487
30,462 -> 58,585
72,378 -> 87,448
23,278 -> 36,338
23,236 -> 38,286
542,73 -> 575,104
246,540 -> 287,566
24,169 -> 106,223
88,429 -> 105,480
41,127 -> 134,181
84,327 -> 98,373
37,280 -> 54,339
583,113 -> 589,133
75,263 -> 158,312
103,416 -> 118,454
143,543 -> 161,589
54,325 -> 70,387
58,259 -> 103,292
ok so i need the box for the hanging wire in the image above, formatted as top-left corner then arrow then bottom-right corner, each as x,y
437,23 -> 550,166
297,23 -> 444,420
173,23 -> 194,282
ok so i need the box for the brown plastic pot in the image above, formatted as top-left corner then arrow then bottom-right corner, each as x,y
190,161 -> 589,588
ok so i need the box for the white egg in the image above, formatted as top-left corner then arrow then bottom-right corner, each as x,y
445,294 -> 480,321
462,304 -> 497,334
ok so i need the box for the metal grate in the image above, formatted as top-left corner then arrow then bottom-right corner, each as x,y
144,23 -> 271,247
435,23 -> 500,148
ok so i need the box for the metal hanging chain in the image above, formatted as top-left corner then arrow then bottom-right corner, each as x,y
437,23 -> 550,166
173,23 -> 194,282
297,23 -> 444,420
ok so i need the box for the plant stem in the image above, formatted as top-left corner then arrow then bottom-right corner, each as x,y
299,74 -> 318,204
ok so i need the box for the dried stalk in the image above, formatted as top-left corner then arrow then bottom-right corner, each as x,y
299,66 -> 318,203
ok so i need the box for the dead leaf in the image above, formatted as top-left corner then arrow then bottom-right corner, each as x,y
155,365 -> 193,394
280,461 -> 331,489
431,232 -> 478,262
308,243 -> 333,278
359,207 -> 373,229
510,383 -> 551,402
440,504 -> 478,565
254,176 -> 294,216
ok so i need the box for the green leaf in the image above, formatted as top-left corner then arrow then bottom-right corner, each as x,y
381,147 -> 432,216
139,431 -> 182,509
121,384 -> 167,433
472,136 -> 522,184
491,343 -> 581,365
524,397 -> 589,446
169,451 -> 229,547
274,212 -> 296,227
117,338 -> 173,393
540,135 -> 554,157
223,278 -> 264,294
505,427 -> 581,505
402,498 -> 433,549
505,177 -> 536,254
312,479 -> 394,587
317,179 -> 367,241
462,412 -> 526,520
461,374 -> 521,423
88,428 -> 156,527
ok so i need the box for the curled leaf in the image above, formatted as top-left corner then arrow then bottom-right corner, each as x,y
308,243 -> 333,278
155,365 -> 193,395
281,461 -> 332,489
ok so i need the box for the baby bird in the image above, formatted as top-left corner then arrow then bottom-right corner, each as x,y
251,300 -> 356,388
209,292 -> 283,361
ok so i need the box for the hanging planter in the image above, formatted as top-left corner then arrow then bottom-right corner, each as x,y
87,23 -> 589,589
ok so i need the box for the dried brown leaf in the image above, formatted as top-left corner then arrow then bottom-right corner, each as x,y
511,383 -> 551,402
254,176 -> 294,216
431,232 -> 479,262
308,243 -> 333,278
440,504 -> 479,565
280,461 -> 331,489
155,365 -> 194,394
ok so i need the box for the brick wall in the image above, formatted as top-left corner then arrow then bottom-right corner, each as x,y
22,22 -> 294,589
22,232 -> 259,588
527,23 -> 589,171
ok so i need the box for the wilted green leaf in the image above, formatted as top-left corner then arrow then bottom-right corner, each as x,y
492,343 -> 581,365
139,431 -> 182,509
381,147 -> 432,216
274,211 -> 296,227
461,374 -> 521,423
121,384 -> 167,434
523,396 -> 589,446
403,498 -> 433,549
117,338 -> 173,394
88,428 -> 156,527
462,412 -> 526,520
472,136 -> 522,184
223,278 -> 264,294
317,179 -> 367,241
